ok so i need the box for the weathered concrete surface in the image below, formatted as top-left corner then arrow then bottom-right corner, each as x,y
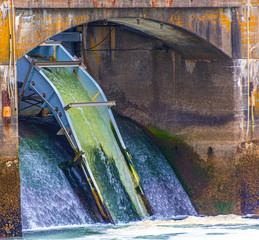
9,7 -> 233,63
236,141 -> 259,214
0,66 -> 19,159
12,0 -> 244,8
0,66 -> 21,237
109,18 -> 230,60
0,157 -> 22,237
83,25 -> 259,140
235,6 -> 259,59
82,25 -> 259,214
1,1 -> 258,64
0,2 -> 10,66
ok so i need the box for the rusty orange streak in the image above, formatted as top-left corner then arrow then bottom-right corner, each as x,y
152,0 -> 157,7
93,0 -> 99,7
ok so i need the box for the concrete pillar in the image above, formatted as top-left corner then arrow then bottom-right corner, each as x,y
0,65 -> 22,237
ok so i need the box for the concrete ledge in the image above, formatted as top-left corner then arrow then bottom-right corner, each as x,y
13,0 -> 244,9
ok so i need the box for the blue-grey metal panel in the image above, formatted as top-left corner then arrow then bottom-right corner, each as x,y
18,43 -> 127,164
17,56 -> 33,85
17,55 -> 80,152
50,32 -> 82,42
29,45 -> 74,61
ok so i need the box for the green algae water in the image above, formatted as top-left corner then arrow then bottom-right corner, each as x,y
42,67 -> 144,223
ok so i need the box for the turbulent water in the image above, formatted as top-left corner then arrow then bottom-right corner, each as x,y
19,113 -> 196,228
19,117 -> 259,239
21,215 -> 259,240
116,117 -> 197,218
19,117 -> 94,230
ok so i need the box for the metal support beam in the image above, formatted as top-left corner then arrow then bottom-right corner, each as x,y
29,82 -> 58,111
64,101 -> 116,111
19,101 -> 42,112
36,61 -> 80,68
18,59 -> 35,102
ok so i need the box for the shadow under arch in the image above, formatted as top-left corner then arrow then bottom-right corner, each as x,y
107,18 -> 230,60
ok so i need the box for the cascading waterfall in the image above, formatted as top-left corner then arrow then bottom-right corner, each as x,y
19,117 -> 94,230
116,117 -> 197,218
19,114 -> 196,229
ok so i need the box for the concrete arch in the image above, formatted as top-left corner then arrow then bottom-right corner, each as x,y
108,18 -> 229,59
14,8 -> 232,63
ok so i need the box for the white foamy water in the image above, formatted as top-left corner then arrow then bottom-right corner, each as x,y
23,215 -> 259,240
104,215 -> 259,240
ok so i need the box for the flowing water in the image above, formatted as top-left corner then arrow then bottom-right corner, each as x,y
18,63 -> 258,239
19,117 -> 259,239
116,116 -> 197,218
42,67 -> 142,222
19,117 -> 94,229
20,215 -> 259,240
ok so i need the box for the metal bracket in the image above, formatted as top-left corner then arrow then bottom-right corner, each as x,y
64,101 -> 116,111
56,113 -> 77,151
73,150 -> 84,164
57,128 -> 72,136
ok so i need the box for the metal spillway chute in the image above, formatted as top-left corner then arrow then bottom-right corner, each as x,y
17,43 -> 153,223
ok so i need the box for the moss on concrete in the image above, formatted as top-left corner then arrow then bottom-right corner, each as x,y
146,127 -> 212,204
197,200 -> 239,215
145,127 -> 259,215
147,127 -> 191,194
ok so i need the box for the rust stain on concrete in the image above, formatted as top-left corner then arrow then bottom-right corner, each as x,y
219,13 -> 232,32
2,4 -> 258,64
0,5 -> 10,64
152,0 -> 157,7
238,7 -> 259,59
93,0 -> 99,7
